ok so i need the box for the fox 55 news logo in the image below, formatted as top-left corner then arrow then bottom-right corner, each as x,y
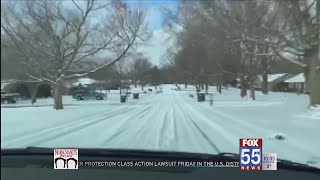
239,138 -> 262,170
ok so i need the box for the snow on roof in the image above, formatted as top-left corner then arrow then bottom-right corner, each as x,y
1,79 -> 16,90
285,73 -> 305,83
257,73 -> 289,82
268,73 -> 288,82
1,83 -> 8,90
73,78 -> 98,86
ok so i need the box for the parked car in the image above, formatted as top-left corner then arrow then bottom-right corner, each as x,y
71,89 -> 105,100
1,91 -> 19,104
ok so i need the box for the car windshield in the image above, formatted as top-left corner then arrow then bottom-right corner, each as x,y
1,0 -> 320,170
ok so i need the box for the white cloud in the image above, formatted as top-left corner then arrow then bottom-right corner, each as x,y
136,28 -> 177,66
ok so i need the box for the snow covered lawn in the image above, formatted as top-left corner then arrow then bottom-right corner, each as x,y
1,84 -> 319,168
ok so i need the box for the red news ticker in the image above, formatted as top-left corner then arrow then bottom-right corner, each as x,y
239,138 -> 262,147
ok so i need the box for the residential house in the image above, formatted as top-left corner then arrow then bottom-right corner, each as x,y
284,73 -> 307,93
1,79 -> 52,99
256,73 -> 293,92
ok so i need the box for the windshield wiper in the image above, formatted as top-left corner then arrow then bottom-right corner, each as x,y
3,146 -> 238,161
277,159 -> 320,173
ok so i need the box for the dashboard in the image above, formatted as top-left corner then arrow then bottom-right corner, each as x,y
2,155 -> 320,180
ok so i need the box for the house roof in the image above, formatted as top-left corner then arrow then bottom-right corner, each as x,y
1,79 -> 17,90
267,73 -> 288,82
72,78 -> 99,87
284,73 -> 305,83
269,59 -> 304,74
257,73 -> 291,83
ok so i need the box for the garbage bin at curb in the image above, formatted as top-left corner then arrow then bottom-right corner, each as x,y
208,93 -> 213,105
201,93 -> 205,101
120,95 -> 126,103
133,93 -> 139,99
197,93 -> 202,102
197,92 -> 205,102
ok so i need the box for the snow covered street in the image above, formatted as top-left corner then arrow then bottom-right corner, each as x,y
1,84 -> 320,167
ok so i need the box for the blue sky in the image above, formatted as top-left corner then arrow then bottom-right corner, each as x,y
122,0 -> 179,66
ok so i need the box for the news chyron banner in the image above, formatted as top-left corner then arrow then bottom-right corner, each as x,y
53,144 -> 277,170
53,149 -> 240,169
239,138 -> 277,171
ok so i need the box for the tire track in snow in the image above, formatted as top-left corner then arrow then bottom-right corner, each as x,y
175,101 -> 221,154
2,105 -> 136,147
99,92 -> 163,148
185,114 -> 221,153
153,90 -> 181,151
175,91 -> 239,153
38,104 -> 155,148
129,101 -> 164,148
171,106 -> 179,149
1,105 -> 131,142
166,90 -> 218,153
2,95 -> 146,142
157,104 -> 177,150
100,105 -> 153,147
3,92 -> 156,147
39,104 -> 153,147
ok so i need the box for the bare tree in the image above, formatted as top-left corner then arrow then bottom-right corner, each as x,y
128,53 -> 153,89
275,0 -> 320,106
1,0 -> 150,109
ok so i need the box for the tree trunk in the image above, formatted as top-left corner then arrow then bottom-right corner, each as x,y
28,83 -> 40,104
309,0 -> 320,106
196,84 -> 200,92
31,85 -> 39,104
201,84 -> 204,90
185,83 -> 187,88
240,76 -> 247,97
205,83 -> 208,94
141,85 -> 144,91
262,73 -> 268,94
250,83 -> 256,100
225,84 -> 228,90
218,74 -> 222,94
304,67 -> 311,93
53,83 -> 63,110
134,80 -> 137,88
309,57 -> 320,106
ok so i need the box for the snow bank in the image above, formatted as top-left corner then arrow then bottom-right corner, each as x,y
295,106 -> 320,120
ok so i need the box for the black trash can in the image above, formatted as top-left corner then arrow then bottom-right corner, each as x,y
133,93 -> 139,99
197,93 -> 202,102
120,95 -> 126,103
201,93 -> 205,101
197,92 -> 205,102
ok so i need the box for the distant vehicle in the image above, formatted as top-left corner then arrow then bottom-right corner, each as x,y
70,88 -> 105,100
1,91 -> 19,104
